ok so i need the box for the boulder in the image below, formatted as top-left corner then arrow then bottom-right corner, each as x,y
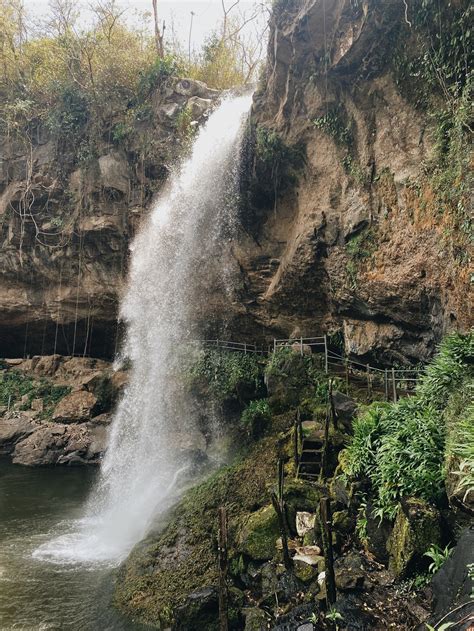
186,96 -> 213,120
0,414 -> 38,454
98,151 -> 130,194
296,511 -> 316,536
243,607 -> 269,631
174,78 -> 219,99
52,390 -> 98,423
238,505 -> 280,561
335,552 -> 366,591
260,562 -> 304,605
431,526 -> 474,621
284,479 -> 322,536
173,586 -> 219,631
11,420 -> 106,466
387,498 -> 442,578
332,391 -> 357,424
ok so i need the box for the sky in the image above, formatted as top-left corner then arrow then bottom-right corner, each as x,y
22,0 -> 266,53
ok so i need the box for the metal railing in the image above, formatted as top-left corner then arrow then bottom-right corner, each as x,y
194,335 -> 424,400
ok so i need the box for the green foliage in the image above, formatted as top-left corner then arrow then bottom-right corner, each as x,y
345,227 -> 377,289
188,348 -> 263,403
241,399 -> 271,438
344,332 -> 473,519
175,105 -> 196,143
341,154 -> 369,185
137,55 -> 180,100
0,370 -> 70,419
313,106 -> 353,147
254,126 -> 305,199
424,544 -> 452,574
444,391 -> 474,504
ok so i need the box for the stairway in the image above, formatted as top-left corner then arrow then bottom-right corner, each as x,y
296,426 -> 325,481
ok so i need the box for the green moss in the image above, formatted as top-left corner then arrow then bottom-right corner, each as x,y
293,560 -> 318,584
115,436 -> 280,627
0,370 -> 70,419
238,505 -> 279,561
387,498 -> 441,578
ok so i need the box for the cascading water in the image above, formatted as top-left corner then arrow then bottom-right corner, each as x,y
34,93 -> 253,565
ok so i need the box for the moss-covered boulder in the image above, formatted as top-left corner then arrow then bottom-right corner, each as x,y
238,505 -> 279,561
387,497 -> 442,578
293,560 -> 319,583
284,479 -> 324,536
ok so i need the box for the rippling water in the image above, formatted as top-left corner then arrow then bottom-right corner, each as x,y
0,460 -> 148,631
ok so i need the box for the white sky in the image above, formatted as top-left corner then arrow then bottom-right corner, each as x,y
23,1 -> 266,53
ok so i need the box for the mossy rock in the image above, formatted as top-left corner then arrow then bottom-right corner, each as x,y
284,479 -> 324,536
333,510 -> 354,534
293,560 -> 318,583
238,505 -> 279,561
243,607 -> 270,631
387,497 -> 442,578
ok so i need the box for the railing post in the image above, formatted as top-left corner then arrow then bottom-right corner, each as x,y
244,342 -> 247,355
366,363 -> 372,400
345,356 -> 350,393
320,497 -> 336,606
217,507 -> 228,631
391,367 -> 397,402
384,368 -> 389,401
300,336 -> 303,356
324,334 -> 328,374
273,338 -> 276,353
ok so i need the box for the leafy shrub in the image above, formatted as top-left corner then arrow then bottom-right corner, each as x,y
313,105 -> 353,147
344,332 -> 473,519
0,370 -> 70,418
241,399 -> 271,438
188,348 -> 263,404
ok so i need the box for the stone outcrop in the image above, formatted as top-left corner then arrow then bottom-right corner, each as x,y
231,0 -> 472,363
0,78 -> 219,359
0,355 -> 124,465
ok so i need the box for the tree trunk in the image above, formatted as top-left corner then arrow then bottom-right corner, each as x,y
151,0 -> 164,57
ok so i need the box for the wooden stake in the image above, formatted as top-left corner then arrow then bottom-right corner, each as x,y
271,492 -> 292,570
366,364 -> 372,400
321,398 -> 331,480
391,367 -> 397,402
217,507 -> 229,631
345,357 -> 349,394
384,368 -> 389,401
293,414 -> 299,474
320,497 -> 336,606
277,458 -> 284,506
324,334 -> 328,374
328,378 -> 337,430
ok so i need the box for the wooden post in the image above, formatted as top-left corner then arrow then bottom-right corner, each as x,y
345,357 -> 349,394
300,336 -> 303,356
297,406 -> 303,448
277,458 -> 284,506
328,378 -> 337,430
366,364 -> 372,400
324,334 -> 328,374
271,492 -> 292,570
320,399 -> 331,480
273,338 -> 276,353
217,507 -> 228,631
293,413 -> 299,474
384,369 -> 389,401
244,342 -> 247,355
320,497 -> 336,606
391,367 -> 397,402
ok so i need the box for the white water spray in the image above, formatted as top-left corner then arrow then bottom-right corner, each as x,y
34,94 -> 252,565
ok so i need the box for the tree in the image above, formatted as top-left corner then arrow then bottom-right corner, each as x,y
151,0 -> 164,58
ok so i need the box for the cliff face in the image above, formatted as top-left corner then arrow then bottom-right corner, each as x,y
0,78 -> 218,358
234,0 -> 472,363
0,0 -> 471,365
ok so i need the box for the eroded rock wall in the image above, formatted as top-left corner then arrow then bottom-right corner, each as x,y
0,79 -> 218,358
234,0 -> 472,363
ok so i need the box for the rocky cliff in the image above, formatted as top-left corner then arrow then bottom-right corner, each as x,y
0,78 -> 218,358
233,0 -> 472,364
0,0 -> 471,365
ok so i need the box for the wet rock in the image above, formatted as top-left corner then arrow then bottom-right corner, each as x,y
332,391 -> 357,425
173,586 -> 218,631
261,562 -> 304,605
293,560 -> 319,584
244,606 -> 270,631
333,510 -> 355,535
52,390 -> 98,423
431,526 -> 474,621
292,546 -> 323,567
387,497 -> 442,578
334,552 -> 366,591
238,505 -> 280,561
365,499 -> 392,564
269,604 -> 314,630
174,78 -> 219,99
186,96 -> 213,120
0,414 -> 38,454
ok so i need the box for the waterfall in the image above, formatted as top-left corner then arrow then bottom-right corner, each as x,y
34,93 -> 253,565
